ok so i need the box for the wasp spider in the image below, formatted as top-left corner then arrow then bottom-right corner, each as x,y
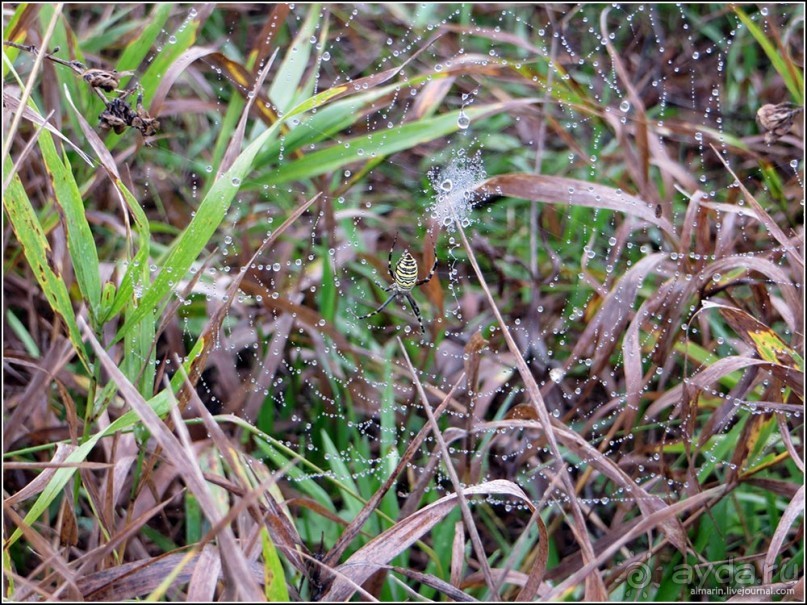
357,234 -> 438,334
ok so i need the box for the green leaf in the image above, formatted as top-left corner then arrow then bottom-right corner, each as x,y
268,4 -> 320,113
3,156 -> 90,370
261,527 -> 291,601
251,104 -> 498,187
114,4 -> 173,75
37,129 -> 102,320
734,6 -> 804,104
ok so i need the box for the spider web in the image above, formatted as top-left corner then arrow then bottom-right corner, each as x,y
32,2 -> 801,562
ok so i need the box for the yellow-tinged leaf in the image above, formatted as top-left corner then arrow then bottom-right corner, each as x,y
261,527 -> 290,601
749,329 -> 804,371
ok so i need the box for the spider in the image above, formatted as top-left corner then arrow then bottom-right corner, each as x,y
357,234 -> 438,334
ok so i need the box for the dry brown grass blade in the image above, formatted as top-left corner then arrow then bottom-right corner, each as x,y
399,337 -> 502,598
687,346 -> 801,405
187,544 -> 221,602
764,485 -> 804,584
1,4 -> 61,171
621,276 -> 681,412
4,443 -> 76,506
710,144 -> 804,275
322,480 -> 533,601
450,520 -> 466,588
4,503 -> 82,601
741,477 -> 801,499
600,7 -> 651,200
574,252 -> 667,376
679,189 -> 707,255
545,485 -> 727,600
3,335 -> 75,450
478,173 -> 677,241
206,52 -> 277,120
515,512 -> 549,601
250,4 -> 290,76
1,105 -> 57,192
387,565 -> 477,602
698,255 -> 802,335
219,47 -> 278,176
78,316 -> 265,601
462,330 -> 488,482
1,93 -> 93,166
322,372 -> 464,567
149,46 -> 218,118
776,412 -> 805,474
413,76 -> 455,120
453,214 -> 608,600
75,547 -> 265,601
462,568 -> 530,592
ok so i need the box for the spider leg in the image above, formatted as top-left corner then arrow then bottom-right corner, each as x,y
388,232 -> 398,281
404,292 -> 425,334
415,247 -> 438,286
357,292 -> 398,320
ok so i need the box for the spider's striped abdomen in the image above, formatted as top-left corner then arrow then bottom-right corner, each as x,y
393,251 -> 419,291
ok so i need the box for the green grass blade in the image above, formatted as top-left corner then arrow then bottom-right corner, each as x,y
36,129 -> 102,320
111,117 -> 284,343
734,6 -> 804,104
114,4 -> 173,75
268,4 -> 320,113
113,74 -> 364,343
100,180 -> 151,325
3,157 -> 90,370
261,527 -> 291,601
251,103 -> 499,187
6,309 -> 40,357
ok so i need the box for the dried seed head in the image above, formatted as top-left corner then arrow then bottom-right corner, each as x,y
756,102 -> 802,144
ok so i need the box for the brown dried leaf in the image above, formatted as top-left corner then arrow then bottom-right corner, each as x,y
710,145 -> 804,275
4,443 -> 77,506
451,520 -> 465,588
322,480 -> 533,601
187,543 -> 221,602
764,485 -> 804,583
250,4 -> 291,76
516,513 -> 549,601
79,318 -> 264,601
219,47 -> 278,175
478,173 -> 676,240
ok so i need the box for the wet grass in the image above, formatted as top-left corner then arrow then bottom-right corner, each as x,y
2,3 -> 803,601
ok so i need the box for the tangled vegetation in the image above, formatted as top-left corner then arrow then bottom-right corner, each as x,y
2,3 -> 803,601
